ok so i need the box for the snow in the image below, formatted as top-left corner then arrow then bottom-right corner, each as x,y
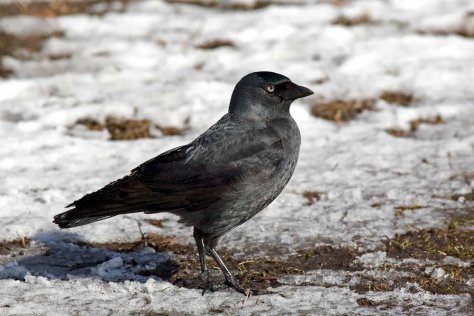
1,0 -> 473,314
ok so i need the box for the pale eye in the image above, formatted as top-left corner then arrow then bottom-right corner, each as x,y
266,84 -> 275,93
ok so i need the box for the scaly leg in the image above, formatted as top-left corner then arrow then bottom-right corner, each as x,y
193,228 -> 214,294
207,244 -> 245,294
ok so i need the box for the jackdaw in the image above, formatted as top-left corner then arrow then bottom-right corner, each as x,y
54,71 -> 313,293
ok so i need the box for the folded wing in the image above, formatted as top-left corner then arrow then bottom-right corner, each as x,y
54,119 -> 283,228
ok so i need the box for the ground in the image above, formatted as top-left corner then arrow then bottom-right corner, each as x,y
0,0 -> 473,315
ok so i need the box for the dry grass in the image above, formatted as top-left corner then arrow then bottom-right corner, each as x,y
156,125 -> 187,136
0,0 -> 134,18
418,12 -> 474,38
303,191 -> 322,205
105,117 -> 152,140
356,297 -> 376,306
380,91 -> 415,107
163,0 -> 274,10
386,115 -> 445,138
81,234 -> 360,294
332,13 -> 372,26
385,128 -> 411,138
74,117 -> 187,140
0,29 -> 64,77
310,99 -> 374,122
451,189 -> 474,202
394,204 -> 424,217
385,227 -> 474,260
0,237 -> 31,255
409,115 -> 444,132
350,275 -> 394,293
196,39 -> 235,50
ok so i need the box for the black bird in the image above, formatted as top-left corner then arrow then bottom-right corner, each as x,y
54,71 -> 313,293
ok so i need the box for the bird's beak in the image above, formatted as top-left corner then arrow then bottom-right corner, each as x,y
283,82 -> 314,100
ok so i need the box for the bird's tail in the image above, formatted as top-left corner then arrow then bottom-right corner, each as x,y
53,175 -> 152,228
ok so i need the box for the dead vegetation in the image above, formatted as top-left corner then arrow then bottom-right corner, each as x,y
356,297 -> 376,306
332,13 -> 372,26
163,0 -> 275,11
394,204 -> 424,217
451,189 -> 474,202
74,116 -> 187,140
104,117 -> 152,140
75,233 -> 361,294
408,265 -> 474,295
385,227 -> 474,260
386,115 -> 445,138
0,29 -> 64,77
0,237 -> 31,255
448,214 -> 474,230
418,11 -> 474,38
349,217 -> 474,296
3,213 -> 473,298
0,0 -> 134,18
82,233 -> 193,255
310,99 -> 374,122
196,39 -> 235,50
380,91 -> 415,107
350,275 -> 394,293
303,191 -> 322,205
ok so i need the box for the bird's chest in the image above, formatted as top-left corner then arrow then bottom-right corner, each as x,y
240,119 -> 301,211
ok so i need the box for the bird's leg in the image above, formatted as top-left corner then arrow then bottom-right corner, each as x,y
193,227 -> 214,294
206,240 -> 246,294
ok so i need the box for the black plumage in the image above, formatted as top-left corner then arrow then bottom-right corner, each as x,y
54,71 -> 313,293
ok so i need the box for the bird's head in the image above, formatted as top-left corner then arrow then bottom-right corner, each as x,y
229,71 -> 314,120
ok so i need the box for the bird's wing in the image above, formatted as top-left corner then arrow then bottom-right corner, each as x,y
54,119 -> 283,228
134,122 -> 284,213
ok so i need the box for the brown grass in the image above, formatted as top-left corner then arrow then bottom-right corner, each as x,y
0,0 -> 134,18
350,275 -> 394,293
409,115 -> 444,132
394,204 -> 424,216
0,29 -> 65,77
356,297 -> 376,306
380,91 -> 414,106
310,99 -> 374,122
105,117 -> 152,140
385,227 -> 474,260
197,39 -> 235,50
451,189 -> 474,202
417,12 -> 474,38
303,191 -> 321,205
82,233 -> 193,255
163,0 -> 273,10
0,237 -> 31,255
332,13 -> 372,26
81,233 -> 360,294
155,125 -> 187,136
385,128 -> 411,138
74,117 -> 187,140
386,115 -> 445,138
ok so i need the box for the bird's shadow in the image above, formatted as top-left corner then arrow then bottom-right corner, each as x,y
0,230 -> 182,284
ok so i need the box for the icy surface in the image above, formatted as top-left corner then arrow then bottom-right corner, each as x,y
1,0 -> 473,314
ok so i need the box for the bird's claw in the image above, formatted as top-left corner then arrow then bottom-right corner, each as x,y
200,272 -> 215,295
224,274 -> 246,294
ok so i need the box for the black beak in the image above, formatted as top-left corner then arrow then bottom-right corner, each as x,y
282,82 -> 314,100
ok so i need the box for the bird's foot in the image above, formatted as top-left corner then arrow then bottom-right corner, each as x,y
224,274 -> 247,294
200,271 -> 215,295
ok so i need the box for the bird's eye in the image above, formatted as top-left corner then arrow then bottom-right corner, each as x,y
266,84 -> 275,93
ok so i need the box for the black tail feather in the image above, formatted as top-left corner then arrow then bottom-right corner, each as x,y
53,209 -> 115,228
53,175 -> 152,228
